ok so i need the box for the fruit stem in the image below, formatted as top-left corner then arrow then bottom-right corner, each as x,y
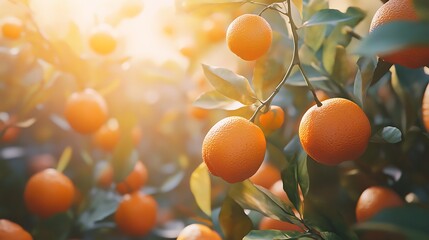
248,0 -> 322,122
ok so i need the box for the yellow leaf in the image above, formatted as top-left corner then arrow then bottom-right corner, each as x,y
190,163 -> 211,217
292,0 -> 303,16
57,146 -> 72,173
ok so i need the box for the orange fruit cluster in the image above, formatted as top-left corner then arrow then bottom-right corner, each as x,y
202,116 -> 266,183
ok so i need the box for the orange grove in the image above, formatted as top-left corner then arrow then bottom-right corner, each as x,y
202,116 -> 266,183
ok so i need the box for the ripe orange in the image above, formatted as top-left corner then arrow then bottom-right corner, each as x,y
1,16 -> 23,40
422,83 -> 429,131
356,186 -> 403,222
115,192 -> 157,236
27,154 -> 56,175
370,0 -> 429,68
189,106 -> 209,120
249,163 -> 281,189
269,180 -> 290,203
0,219 -> 32,240
96,162 -> 114,189
93,119 -> 120,152
226,14 -> 272,61
177,224 -> 222,240
24,168 -> 75,218
258,105 -> 285,132
64,88 -> 108,134
202,13 -> 227,43
202,116 -> 266,183
259,217 -> 303,232
116,161 -> 148,195
299,98 -> 371,165
89,26 -> 117,55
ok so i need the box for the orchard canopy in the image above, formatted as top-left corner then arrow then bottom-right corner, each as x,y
0,0 -> 429,240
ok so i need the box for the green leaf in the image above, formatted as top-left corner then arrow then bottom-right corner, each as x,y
219,196 -> 253,240
353,57 -> 377,107
229,180 -> 301,226
320,232 -> 343,240
286,65 -> 328,87
78,189 -> 119,229
202,64 -> 258,105
355,21 -> 429,56
370,59 -> 393,87
244,230 -> 305,240
354,205 -> 429,239
33,212 -> 73,240
303,25 -> 326,52
370,126 -> 402,144
414,0 -> 429,21
57,146 -> 72,173
281,159 -> 302,215
297,151 -> 309,198
303,9 -> 362,27
193,90 -> 246,110
190,163 -> 212,217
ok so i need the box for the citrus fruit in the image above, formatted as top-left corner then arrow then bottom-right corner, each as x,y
226,14 -> 272,61
422,83 -> 429,131
299,98 -> 371,165
89,25 -> 117,55
202,116 -> 266,183
189,106 -> 209,120
258,105 -> 285,132
202,13 -> 227,43
115,192 -> 157,236
249,163 -> 281,189
177,223 -> 222,240
370,0 -> 429,68
356,186 -> 403,222
1,126 -> 20,143
96,162 -> 114,189
0,219 -> 32,240
93,119 -> 120,152
259,217 -> 303,232
116,161 -> 148,195
269,180 -> 290,203
1,16 -> 23,40
24,168 -> 75,218
64,88 -> 108,134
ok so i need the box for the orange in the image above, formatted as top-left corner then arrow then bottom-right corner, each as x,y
189,106 -> 209,120
258,105 -> 285,132
1,16 -> 23,40
64,88 -> 108,134
96,162 -> 114,189
177,224 -> 222,240
269,180 -> 290,203
355,186 -> 403,222
0,219 -> 32,240
115,192 -> 157,236
27,154 -> 56,175
24,168 -> 75,218
422,83 -> 429,131
89,26 -> 117,55
226,14 -> 272,61
370,0 -> 429,68
202,13 -> 227,43
249,163 -> 281,189
202,116 -> 266,183
1,126 -> 20,143
93,119 -> 120,152
116,161 -> 148,195
299,98 -> 371,165
179,44 -> 197,58
259,217 -> 303,232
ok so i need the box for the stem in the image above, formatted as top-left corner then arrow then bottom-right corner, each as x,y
248,0 -> 322,122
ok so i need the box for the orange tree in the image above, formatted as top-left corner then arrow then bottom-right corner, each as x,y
1,0 -> 429,240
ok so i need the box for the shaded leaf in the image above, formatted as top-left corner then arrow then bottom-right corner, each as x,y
160,171 -> 185,193
33,213 -> 73,240
303,9 -> 362,27
370,59 -> 393,86
320,232 -> 343,240
355,21 -> 429,56
413,0 -> 429,21
244,230 -> 305,240
190,163 -> 212,217
292,0 -> 303,16
193,90 -> 246,111
219,196 -> 253,240
202,64 -> 258,105
370,126 -> 402,144
353,57 -> 377,107
78,189 -> 119,229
